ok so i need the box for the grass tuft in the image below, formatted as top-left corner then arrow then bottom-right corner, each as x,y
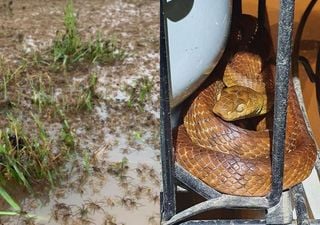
0,186 -> 21,213
0,114 -> 70,191
125,77 -> 153,110
30,77 -> 54,113
77,73 -> 98,111
107,157 -> 129,181
52,0 -> 125,70
52,0 -> 80,67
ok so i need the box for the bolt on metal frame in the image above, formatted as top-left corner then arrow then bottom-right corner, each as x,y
160,0 -> 320,224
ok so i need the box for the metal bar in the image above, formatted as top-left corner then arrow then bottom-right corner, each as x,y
180,220 -> 320,225
160,0 -> 176,221
233,0 -> 242,17
291,184 -> 310,225
163,196 -> 268,225
292,0 -> 320,116
175,164 -> 222,200
266,191 -> 293,224
292,0 -> 318,77
268,0 -> 295,206
258,0 -> 266,27
180,220 -> 266,225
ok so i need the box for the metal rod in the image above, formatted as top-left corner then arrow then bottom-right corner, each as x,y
180,220 -> 266,225
292,0 -> 318,77
175,164 -> 222,200
160,0 -> 176,221
179,220 -> 320,225
292,184 -> 310,225
163,196 -> 268,225
268,0 -> 295,206
258,0 -> 266,27
292,0 -> 320,116
233,0 -> 242,18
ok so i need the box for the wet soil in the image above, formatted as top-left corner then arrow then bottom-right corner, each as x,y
0,0 -> 160,224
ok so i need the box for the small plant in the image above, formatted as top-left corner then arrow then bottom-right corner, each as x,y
0,186 -> 35,219
0,115 -> 32,191
83,34 -> 126,64
54,107 -> 76,150
52,0 -> 81,67
82,151 -> 91,174
107,157 -> 129,180
60,119 -> 75,150
132,131 -> 142,141
0,186 -> 21,216
0,114 -> 69,191
30,78 -> 54,113
77,73 -> 98,111
52,0 -> 125,69
0,57 -> 25,100
125,77 -> 153,110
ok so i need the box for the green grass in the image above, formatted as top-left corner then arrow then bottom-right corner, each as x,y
60,118 -> 75,150
0,114 -> 70,191
82,34 -> 126,64
82,151 -> 91,174
52,0 -> 125,70
30,77 -> 54,113
0,186 -> 21,216
55,107 -> 76,150
52,0 -> 80,67
77,73 -> 98,111
107,157 -> 129,181
0,57 -> 26,101
0,0 -> 128,217
125,77 -> 153,110
0,187 -> 37,219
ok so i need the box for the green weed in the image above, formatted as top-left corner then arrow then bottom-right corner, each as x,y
132,131 -> 142,141
82,34 -> 126,64
0,114 -> 69,191
77,73 -> 98,111
60,118 -> 75,150
52,0 -> 80,68
0,186 -> 21,216
125,77 -> 153,110
0,57 -> 26,101
52,0 -> 125,70
0,186 -> 36,219
30,77 -> 54,113
82,151 -> 91,174
107,157 -> 129,180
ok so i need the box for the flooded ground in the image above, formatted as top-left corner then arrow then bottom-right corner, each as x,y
0,0 -> 160,224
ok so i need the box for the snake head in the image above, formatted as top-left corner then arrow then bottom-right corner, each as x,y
212,86 -> 267,121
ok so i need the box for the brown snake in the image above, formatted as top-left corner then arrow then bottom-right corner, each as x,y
174,15 -> 317,197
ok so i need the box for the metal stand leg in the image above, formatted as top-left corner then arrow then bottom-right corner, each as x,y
266,191 -> 293,224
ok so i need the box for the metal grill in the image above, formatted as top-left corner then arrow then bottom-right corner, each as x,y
160,0 -> 320,224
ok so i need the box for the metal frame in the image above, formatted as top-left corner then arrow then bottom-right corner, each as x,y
292,0 -> 320,116
160,0 -> 320,224
160,0 -> 176,220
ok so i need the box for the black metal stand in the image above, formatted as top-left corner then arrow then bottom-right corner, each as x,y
160,0 -> 176,220
160,0 -> 320,224
292,0 -> 320,116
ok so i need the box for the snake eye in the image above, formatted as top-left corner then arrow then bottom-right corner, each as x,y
236,103 -> 245,112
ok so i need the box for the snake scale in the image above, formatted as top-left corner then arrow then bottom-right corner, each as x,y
174,15 -> 317,197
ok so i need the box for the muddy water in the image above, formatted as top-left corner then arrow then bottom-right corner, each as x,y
0,0 -> 160,224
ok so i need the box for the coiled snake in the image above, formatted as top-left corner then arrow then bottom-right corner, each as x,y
174,15 -> 317,197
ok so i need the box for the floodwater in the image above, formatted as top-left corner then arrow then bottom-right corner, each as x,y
0,0 -> 160,224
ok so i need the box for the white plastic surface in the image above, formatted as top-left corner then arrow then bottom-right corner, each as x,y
167,0 -> 232,107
